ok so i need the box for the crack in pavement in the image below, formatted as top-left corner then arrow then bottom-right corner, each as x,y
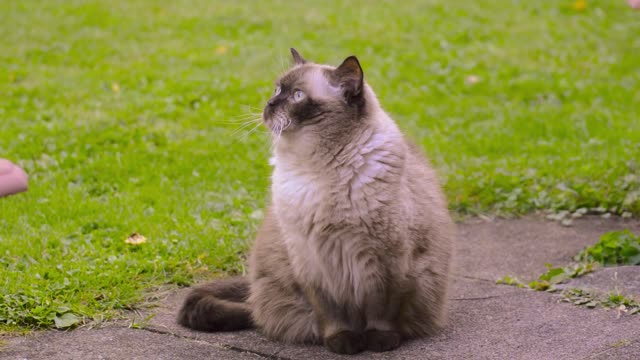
137,326 -> 292,360
451,295 -> 503,301
452,273 -> 496,283
451,289 -> 530,301
582,337 -> 640,359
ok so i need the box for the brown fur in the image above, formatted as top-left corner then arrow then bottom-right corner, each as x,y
178,49 -> 455,355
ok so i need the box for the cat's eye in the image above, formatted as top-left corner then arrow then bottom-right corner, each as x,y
274,86 -> 281,96
292,90 -> 305,102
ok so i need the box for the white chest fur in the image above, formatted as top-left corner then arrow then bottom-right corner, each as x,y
270,127 -> 404,303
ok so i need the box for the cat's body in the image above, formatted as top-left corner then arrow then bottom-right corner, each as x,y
179,50 -> 454,354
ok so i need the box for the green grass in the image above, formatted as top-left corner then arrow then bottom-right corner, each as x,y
497,230 -> 639,292
576,230 -> 640,265
1,0 -> 639,331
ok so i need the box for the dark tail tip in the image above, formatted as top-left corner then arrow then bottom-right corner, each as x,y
178,277 -> 253,332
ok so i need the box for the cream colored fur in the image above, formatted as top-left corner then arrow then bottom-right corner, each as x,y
179,54 -> 455,354
249,64 -> 454,343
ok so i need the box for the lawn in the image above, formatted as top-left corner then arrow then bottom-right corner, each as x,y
1,0 -> 639,331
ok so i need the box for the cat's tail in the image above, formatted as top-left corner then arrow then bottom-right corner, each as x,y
177,277 -> 253,332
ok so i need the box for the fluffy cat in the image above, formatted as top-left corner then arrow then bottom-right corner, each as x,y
178,49 -> 455,355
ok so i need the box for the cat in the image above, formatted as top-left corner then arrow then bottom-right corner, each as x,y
178,48 -> 455,355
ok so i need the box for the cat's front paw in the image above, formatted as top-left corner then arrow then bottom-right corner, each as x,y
365,329 -> 401,352
324,330 -> 365,355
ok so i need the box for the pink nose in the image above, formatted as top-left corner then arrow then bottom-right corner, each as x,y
0,159 -> 29,197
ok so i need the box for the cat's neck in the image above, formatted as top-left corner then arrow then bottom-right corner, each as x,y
271,109 -> 404,177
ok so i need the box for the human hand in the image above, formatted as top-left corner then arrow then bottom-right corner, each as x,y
0,159 -> 29,197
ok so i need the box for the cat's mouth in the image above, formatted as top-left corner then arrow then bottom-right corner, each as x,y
262,113 -> 292,136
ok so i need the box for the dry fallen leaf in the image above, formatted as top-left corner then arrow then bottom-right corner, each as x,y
573,0 -> 587,11
215,45 -> 228,55
111,82 -> 120,93
125,232 -> 147,245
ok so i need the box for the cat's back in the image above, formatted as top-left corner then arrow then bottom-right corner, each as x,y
404,140 -> 448,207
402,139 -> 454,245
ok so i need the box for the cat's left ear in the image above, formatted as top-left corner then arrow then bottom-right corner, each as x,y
334,56 -> 364,100
290,48 -> 307,66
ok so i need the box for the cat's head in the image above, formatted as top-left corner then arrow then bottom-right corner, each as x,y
262,48 -> 368,137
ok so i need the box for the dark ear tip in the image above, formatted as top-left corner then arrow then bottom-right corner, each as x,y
343,56 -> 361,66
290,48 -> 307,65
338,55 -> 363,75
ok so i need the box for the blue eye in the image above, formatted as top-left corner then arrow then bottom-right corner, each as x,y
293,90 -> 305,102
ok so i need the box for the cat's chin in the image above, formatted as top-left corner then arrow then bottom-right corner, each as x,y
268,129 -> 294,138
261,119 -> 275,132
263,118 -> 294,136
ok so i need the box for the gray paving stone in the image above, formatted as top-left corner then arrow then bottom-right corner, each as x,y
1,326 -> 260,360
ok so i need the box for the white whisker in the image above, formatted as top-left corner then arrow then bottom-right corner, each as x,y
218,113 -> 263,125
238,122 -> 265,142
238,104 -> 264,112
220,118 -> 261,126
231,118 -> 263,137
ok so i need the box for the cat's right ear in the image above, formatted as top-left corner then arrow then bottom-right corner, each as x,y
334,56 -> 364,101
290,48 -> 307,66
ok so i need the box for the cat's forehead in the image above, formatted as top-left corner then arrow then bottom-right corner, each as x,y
277,64 -> 338,98
277,66 -> 307,86
277,65 -> 317,85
